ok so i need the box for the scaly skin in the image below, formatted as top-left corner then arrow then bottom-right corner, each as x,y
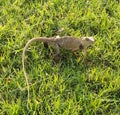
22,36 -> 94,109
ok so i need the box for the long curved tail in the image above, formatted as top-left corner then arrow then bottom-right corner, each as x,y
22,37 -> 55,109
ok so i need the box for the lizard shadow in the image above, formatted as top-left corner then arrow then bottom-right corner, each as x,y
53,50 -> 119,96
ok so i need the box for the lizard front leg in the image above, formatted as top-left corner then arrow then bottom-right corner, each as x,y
83,48 -> 90,64
83,48 -> 87,59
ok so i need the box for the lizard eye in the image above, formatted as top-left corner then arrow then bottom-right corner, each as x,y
85,38 -> 90,41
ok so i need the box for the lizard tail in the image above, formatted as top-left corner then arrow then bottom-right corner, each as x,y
22,37 -> 55,109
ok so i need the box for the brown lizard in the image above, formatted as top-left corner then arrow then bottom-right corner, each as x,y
22,36 -> 94,108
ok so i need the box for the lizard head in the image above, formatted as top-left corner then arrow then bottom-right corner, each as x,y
81,37 -> 94,48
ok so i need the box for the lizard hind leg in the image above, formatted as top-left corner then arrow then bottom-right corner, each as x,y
43,42 -> 50,58
53,44 -> 60,63
44,42 -> 49,48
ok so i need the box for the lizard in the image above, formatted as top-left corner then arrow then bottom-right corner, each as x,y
22,35 -> 94,108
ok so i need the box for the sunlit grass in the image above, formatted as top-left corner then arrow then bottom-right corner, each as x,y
0,0 -> 120,114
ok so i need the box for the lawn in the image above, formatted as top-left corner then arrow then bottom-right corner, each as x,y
0,0 -> 120,114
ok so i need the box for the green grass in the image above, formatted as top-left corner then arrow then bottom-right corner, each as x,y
0,0 -> 120,114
